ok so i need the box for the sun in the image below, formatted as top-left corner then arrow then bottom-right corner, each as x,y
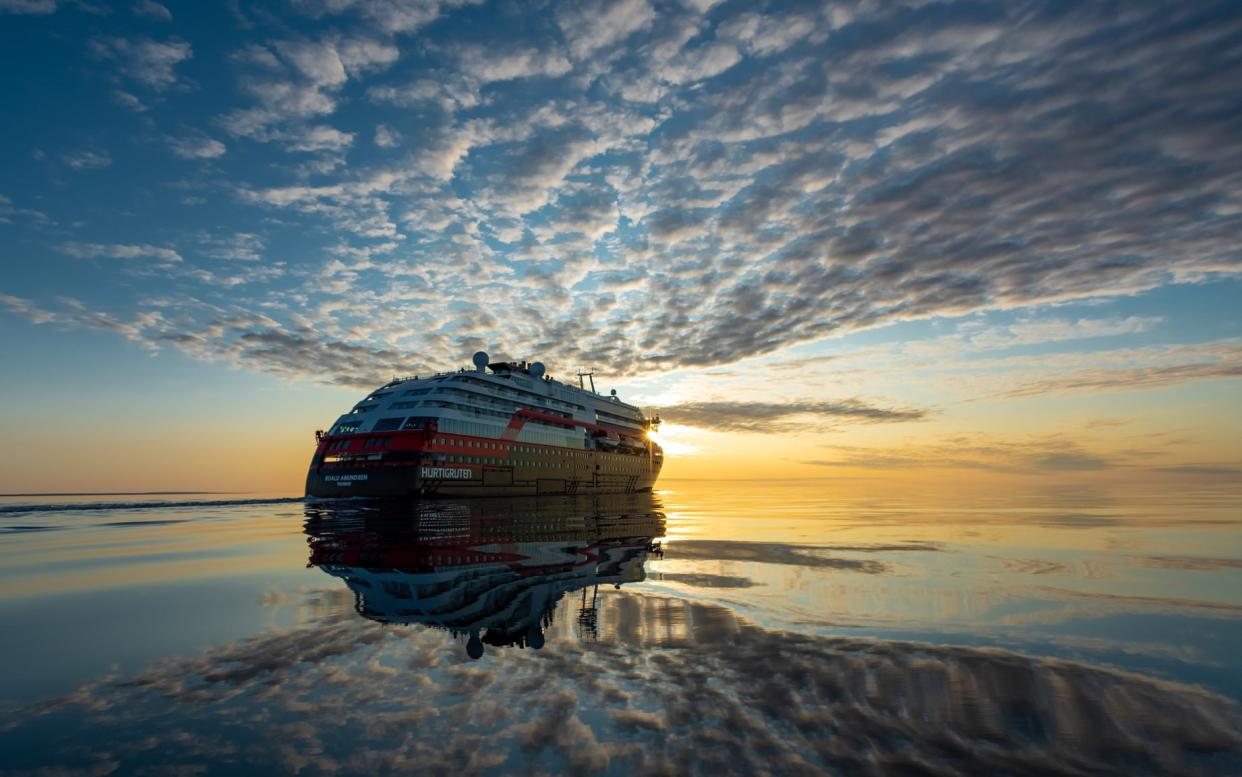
646,423 -> 699,456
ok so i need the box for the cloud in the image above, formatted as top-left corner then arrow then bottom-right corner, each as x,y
336,36 -> 399,75
221,36 -> 396,149
658,399 -> 926,432
9,0 -> 1242,389
166,135 -> 226,159
0,294 -> 162,345
111,89 -> 147,112
557,0 -> 656,61
150,316 -> 430,387
804,434 -> 1137,474
543,184 -> 620,239
373,124 -> 400,148
660,40 -> 741,85
61,149 -> 112,170
132,0 -> 170,21
717,10 -> 821,57
60,242 -> 182,263
0,0 -> 55,13
90,36 -> 192,90
287,124 -> 354,152
197,232 -> 264,262
999,343 -> 1242,397
1154,465 -> 1242,477
293,0 -> 478,35
367,74 -> 481,112
964,316 -> 1163,350
0,293 -> 56,324
0,194 -> 50,226
457,45 -> 572,84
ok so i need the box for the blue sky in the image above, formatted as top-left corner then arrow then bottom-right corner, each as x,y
1,0 -> 1240,490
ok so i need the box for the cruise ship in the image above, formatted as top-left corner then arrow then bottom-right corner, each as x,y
306,352 -> 663,498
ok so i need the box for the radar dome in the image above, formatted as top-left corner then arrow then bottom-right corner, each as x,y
529,361 -> 545,379
472,351 -> 489,370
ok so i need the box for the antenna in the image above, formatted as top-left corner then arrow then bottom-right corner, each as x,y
576,368 -> 596,393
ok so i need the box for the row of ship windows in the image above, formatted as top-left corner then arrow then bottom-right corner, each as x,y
426,400 -> 517,421
370,377 -> 584,415
354,389 -> 639,429
431,437 -> 603,455
327,437 -> 392,450
402,398 -> 577,427
325,434 -> 652,460
358,392 -> 576,424
438,418 -> 582,448
330,422 -> 592,452
426,453 -> 646,469
323,451 -> 653,469
380,372 -> 641,417
451,375 -> 583,413
333,414 -> 575,437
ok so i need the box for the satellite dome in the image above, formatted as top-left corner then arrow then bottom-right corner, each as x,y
529,361 -> 545,379
472,351 -> 489,370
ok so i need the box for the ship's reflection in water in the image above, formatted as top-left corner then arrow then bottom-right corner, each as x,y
303,495 -> 666,658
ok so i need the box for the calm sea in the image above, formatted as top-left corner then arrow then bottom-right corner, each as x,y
1,479 -> 1240,775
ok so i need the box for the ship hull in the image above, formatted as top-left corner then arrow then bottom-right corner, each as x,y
306,446 -> 661,498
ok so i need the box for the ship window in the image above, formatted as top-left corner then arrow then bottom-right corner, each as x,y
372,417 -> 404,432
332,421 -> 362,435
391,401 -> 421,410
352,404 -> 378,413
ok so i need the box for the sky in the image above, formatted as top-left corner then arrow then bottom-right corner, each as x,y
0,0 -> 1240,493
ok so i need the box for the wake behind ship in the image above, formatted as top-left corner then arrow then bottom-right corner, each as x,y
306,352 -> 663,497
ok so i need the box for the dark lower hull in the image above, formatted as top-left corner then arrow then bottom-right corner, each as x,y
306,458 -> 661,498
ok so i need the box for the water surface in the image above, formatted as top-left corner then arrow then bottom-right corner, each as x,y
1,480 -> 1240,775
